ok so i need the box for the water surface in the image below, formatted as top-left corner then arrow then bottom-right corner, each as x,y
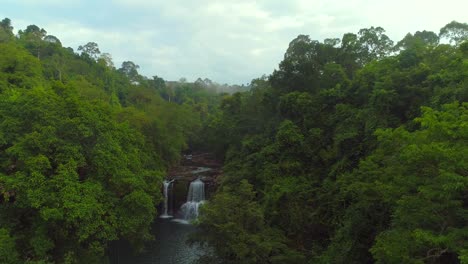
110,218 -> 203,264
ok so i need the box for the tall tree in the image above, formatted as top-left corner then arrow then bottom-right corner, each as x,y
357,26 -> 394,64
0,18 -> 13,42
118,61 -> 140,82
395,30 -> 439,51
439,21 -> 468,45
78,42 -> 101,60
18,25 -> 47,58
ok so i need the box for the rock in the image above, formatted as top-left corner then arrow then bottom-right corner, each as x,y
165,152 -> 222,207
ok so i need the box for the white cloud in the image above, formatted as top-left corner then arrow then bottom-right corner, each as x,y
3,0 -> 468,84
3,0 -> 79,7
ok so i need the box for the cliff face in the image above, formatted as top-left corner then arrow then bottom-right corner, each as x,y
164,152 -> 222,215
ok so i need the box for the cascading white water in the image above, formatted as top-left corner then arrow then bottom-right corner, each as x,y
180,178 -> 205,221
160,179 -> 174,218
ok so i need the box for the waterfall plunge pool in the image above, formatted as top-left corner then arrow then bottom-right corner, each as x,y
109,172 -> 211,263
109,218 -> 204,264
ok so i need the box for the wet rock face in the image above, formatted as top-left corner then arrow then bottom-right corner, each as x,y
168,167 -> 219,210
168,152 -> 222,185
162,152 -> 222,217
183,152 -> 222,168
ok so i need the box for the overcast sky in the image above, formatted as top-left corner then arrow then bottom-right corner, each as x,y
2,0 -> 467,84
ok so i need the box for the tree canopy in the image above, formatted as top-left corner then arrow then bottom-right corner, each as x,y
0,16 -> 467,264
193,21 -> 468,264
0,18 -> 212,263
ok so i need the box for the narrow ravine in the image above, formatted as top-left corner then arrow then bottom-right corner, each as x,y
109,153 -> 221,264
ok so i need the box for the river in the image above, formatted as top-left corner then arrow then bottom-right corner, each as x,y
109,218 -> 204,264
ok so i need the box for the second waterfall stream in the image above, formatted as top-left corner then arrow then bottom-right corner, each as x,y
180,178 -> 205,221
160,180 -> 174,218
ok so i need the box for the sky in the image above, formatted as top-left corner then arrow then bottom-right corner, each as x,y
1,0 -> 467,84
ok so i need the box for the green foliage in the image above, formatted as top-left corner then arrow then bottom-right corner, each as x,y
357,26 -> 394,63
193,180 -> 304,264
367,103 -> 468,263
0,84 -> 160,261
0,18 -> 205,263
1,16 -> 467,264
0,18 -> 14,43
0,42 -> 42,89
195,22 -> 468,264
78,42 -> 100,60
439,21 -> 468,45
0,228 -> 20,264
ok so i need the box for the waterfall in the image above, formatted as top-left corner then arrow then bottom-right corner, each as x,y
160,179 -> 174,218
180,178 -> 205,221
